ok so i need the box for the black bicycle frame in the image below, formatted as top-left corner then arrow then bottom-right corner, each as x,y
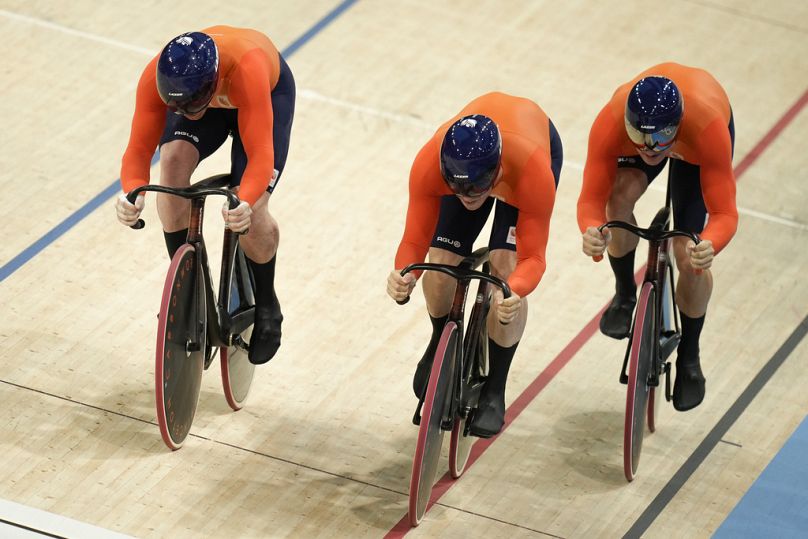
126,174 -> 255,353
600,206 -> 700,393
401,247 -> 511,427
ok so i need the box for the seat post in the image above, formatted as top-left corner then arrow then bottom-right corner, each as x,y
187,198 -> 205,243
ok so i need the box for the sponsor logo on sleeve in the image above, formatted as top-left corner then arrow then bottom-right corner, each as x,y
507,226 -> 516,245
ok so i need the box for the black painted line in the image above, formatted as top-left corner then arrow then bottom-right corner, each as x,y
718,439 -> 743,448
624,313 -> 808,538
0,518 -> 68,538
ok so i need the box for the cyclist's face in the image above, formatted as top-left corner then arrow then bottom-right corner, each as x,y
183,106 -> 209,120
457,189 -> 491,210
454,168 -> 500,210
637,147 -> 671,166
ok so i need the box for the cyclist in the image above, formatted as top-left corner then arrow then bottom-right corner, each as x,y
577,62 -> 737,411
387,92 -> 562,437
115,26 -> 295,365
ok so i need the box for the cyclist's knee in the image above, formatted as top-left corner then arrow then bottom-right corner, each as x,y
607,169 -> 647,217
423,248 -> 463,311
672,237 -> 696,274
159,140 -> 199,186
427,247 -> 463,265
488,249 -> 516,281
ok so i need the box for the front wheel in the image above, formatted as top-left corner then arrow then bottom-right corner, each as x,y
409,322 -> 458,526
155,244 -> 205,451
624,282 -> 656,481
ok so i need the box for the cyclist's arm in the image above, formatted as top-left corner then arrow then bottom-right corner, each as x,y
231,51 -> 275,207
577,106 -> 620,233
394,140 -> 446,272
696,119 -> 738,253
509,156 -> 556,297
121,56 -> 166,194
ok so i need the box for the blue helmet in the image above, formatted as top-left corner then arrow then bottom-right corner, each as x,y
624,76 -> 684,152
439,115 -> 502,196
156,32 -> 219,115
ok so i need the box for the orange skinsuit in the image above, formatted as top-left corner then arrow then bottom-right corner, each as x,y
120,26 -> 281,206
577,62 -> 737,253
395,92 -> 557,298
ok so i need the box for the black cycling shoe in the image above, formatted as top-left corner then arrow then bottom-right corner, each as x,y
599,293 -> 637,339
248,298 -> 283,365
469,390 -> 505,438
673,355 -> 706,411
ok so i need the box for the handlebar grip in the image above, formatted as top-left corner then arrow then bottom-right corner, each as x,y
593,255 -> 603,262
130,219 -> 145,230
396,297 -> 410,306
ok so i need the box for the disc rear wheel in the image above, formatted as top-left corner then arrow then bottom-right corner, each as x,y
221,248 -> 256,410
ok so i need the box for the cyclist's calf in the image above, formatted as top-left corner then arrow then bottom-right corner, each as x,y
238,191 -> 279,264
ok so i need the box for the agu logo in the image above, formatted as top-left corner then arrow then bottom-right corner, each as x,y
174,130 -> 199,143
436,236 -> 461,249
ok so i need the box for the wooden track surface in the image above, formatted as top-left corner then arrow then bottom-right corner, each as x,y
1,1 -> 806,537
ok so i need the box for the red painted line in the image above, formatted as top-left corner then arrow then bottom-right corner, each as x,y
734,88 -> 808,179
384,86 -> 808,536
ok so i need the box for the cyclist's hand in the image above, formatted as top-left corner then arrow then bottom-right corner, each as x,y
387,269 -> 416,302
687,239 -> 714,271
222,200 -> 252,233
582,226 -> 610,259
495,291 -> 522,324
116,193 -> 144,227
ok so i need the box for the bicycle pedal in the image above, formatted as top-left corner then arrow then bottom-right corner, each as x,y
232,334 -> 250,352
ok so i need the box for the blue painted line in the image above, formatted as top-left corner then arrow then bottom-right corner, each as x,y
714,415 -> 808,538
0,151 -> 159,283
281,0 -> 358,57
0,0 -> 358,284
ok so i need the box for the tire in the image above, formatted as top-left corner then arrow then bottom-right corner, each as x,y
155,244 -> 205,451
221,248 -> 256,410
449,298 -> 487,479
624,282 -> 656,481
409,322 -> 458,526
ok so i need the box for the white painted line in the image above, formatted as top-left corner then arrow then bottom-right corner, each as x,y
646,182 -> 808,230
0,498 -> 134,539
299,88 -> 435,130
0,9 -> 154,56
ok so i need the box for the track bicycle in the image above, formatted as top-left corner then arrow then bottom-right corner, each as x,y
598,206 -> 699,481
126,173 -> 256,450
398,247 -> 511,526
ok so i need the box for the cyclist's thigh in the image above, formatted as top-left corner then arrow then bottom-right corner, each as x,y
230,55 -> 296,195
159,108 -> 231,168
487,199 -> 518,261
669,159 -> 707,234
430,195 -> 495,257
613,155 -> 668,203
